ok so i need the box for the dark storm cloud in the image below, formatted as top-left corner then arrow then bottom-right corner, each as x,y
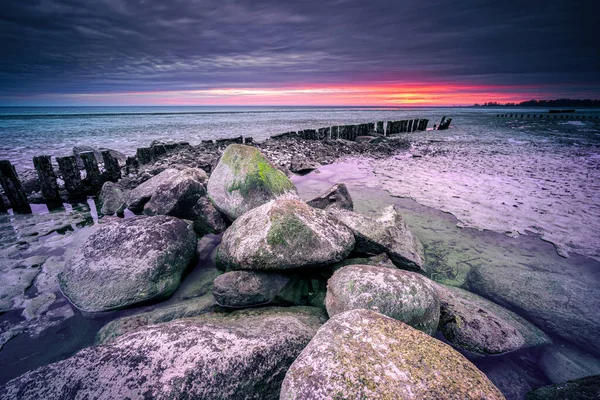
0,0 -> 598,99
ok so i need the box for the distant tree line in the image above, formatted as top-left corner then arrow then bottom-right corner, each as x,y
473,99 -> 600,107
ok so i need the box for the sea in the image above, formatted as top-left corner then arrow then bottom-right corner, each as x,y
1,106 -> 600,398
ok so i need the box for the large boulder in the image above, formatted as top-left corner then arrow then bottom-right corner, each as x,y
1,307 -> 327,400
526,375 -> 600,400
217,198 -> 354,271
329,205 -> 425,271
142,167 -> 208,217
59,216 -> 197,312
99,181 -> 128,215
212,271 -> 292,307
207,144 -> 296,220
307,183 -> 353,211
280,309 -> 505,400
96,293 -> 217,344
436,284 -> 551,355
126,168 -> 181,212
539,344 -> 600,384
326,264 -> 440,335
466,261 -> 600,355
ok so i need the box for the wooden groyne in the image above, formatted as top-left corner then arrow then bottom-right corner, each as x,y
0,116 -> 447,213
496,113 -> 599,120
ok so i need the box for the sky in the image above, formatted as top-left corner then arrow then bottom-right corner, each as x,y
0,0 -> 598,106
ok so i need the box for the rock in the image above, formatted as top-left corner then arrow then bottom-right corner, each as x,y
325,264 -> 440,334
289,159 -> 321,174
526,375 -> 600,400
99,148 -> 127,166
329,205 -> 425,271
207,144 -> 296,220
212,271 -> 291,307
217,198 -> 354,271
0,256 -> 44,312
189,196 -> 227,235
96,293 -> 217,344
306,183 -> 353,211
99,181 -> 128,215
280,309 -> 505,400
73,145 -> 102,169
2,307 -> 326,400
436,284 -> 551,355
331,253 -> 396,271
142,167 -> 208,217
539,344 -> 600,384
125,168 -> 180,212
59,216 -> 197,312
465,261 -> 600,355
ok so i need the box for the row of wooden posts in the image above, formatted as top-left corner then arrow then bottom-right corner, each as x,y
1,116 -> 446,213
0,151 -> 122,213
497,114 -> 599,120
272,118 -> 432,141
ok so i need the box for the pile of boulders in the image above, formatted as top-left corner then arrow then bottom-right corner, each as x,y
2,144 -> 587,399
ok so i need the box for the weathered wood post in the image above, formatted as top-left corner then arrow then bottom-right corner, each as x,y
33,155 -> 60,201
0,160 -> 30,213
407,120 -> 413,132
331,126 -> 339,139
57,155 -> 84,197
368,122 -> 375,132
376,121 -> 384,134
80,151 -> 104,194
101,150 -> 121,183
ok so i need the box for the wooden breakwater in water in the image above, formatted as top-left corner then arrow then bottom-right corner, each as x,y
496,113 -> 599,120
0,117 -> 448,213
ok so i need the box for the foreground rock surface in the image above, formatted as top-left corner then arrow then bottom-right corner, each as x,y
329,205 -> 425,270
207,144 -> 296,220
325,264 -> 440,334
217,198 -> 354,270
99,181 -> 128,215
306,183 -> 354,211
436,284 -> 551,355
59,216 -> 197,312
466,261 -> 600,355
2,307 -> 327,400
526,374 -> 600,400
280,309 -> 505,400
539,344 -> 600,384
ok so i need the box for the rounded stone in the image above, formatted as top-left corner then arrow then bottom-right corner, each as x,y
326,264 -> 440,335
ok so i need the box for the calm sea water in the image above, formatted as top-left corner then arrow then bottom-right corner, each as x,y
2,106 -> 599,172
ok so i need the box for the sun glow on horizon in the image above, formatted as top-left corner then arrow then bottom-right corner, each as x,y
2,82 -> 587,107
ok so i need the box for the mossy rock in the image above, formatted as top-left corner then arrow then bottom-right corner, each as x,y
217,198 -> 355,271
280,309 -> 505,400
325,264 -> 440,335
207,144 -> 296,220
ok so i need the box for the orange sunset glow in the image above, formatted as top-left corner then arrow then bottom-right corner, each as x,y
49,82 -> 564,106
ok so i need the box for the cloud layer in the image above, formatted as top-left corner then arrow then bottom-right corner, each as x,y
1,0 -> 598,104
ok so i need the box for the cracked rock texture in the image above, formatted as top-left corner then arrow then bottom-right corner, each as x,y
217,198 -> 354,271
59,215 -> 197,312
1,306 -> 327,400
326,264 -> 440,335
280,309 -> 505,400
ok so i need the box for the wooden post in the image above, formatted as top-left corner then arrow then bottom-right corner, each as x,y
331,126 -> 339,139
57,155 -> 84,197
125,156 -> 139,176
368,122 -> 375,132
376,121 -> 384,134
408,120 -> 413,132
33,155 -> 60,201
136,147 -> 153,164
101,150 -> 121,182
80,151 -> 104,193
0,160 -> 30,213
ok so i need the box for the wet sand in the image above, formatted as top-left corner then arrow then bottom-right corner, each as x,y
371,136 -> 600,260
